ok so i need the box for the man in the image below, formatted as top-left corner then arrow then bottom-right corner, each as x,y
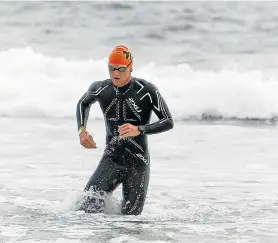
76,45 -> 174,215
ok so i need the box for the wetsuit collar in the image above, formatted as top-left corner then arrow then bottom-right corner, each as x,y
113,77 -> 133,93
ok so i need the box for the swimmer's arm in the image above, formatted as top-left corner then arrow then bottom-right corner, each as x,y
139,84 -> 174,135
76,81 -> 101,130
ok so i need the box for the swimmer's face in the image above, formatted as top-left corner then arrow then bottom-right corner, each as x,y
108,63 -> 132,87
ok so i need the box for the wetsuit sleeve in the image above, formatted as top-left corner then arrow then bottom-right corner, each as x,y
76,82 -> 101,130
139,83 -> 174,135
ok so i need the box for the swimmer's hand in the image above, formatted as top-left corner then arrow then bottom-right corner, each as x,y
118,123 -> 141,137
79,131 -> 97,149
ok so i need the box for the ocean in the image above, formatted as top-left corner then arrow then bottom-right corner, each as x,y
0,1 -> 278,242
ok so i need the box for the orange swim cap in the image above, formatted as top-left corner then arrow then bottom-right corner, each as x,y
109,45 -> 133,66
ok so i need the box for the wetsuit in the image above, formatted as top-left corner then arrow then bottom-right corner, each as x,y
76,77 -> 174,215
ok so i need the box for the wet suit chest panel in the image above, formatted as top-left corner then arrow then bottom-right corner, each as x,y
122,80 -> 154,124
91,78 -> 155,136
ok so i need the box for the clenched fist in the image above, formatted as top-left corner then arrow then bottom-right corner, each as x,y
79,131 -> 97,149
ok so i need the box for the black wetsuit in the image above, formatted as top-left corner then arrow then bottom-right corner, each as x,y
76,77 -> 173,215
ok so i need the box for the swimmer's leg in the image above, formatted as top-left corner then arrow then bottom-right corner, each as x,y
121,159 -> 150,215
79,155 -> 122,213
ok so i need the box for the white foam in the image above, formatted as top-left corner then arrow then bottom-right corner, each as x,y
54,189 -> 122,215
10,240 -> 82,243
108,235 -> 168,243
1,47 -> 278,121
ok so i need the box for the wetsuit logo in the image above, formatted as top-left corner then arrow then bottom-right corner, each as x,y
128,98 -> 142,113
136,153 -> 148,164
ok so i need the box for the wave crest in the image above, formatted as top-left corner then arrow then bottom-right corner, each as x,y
0,47 -> 278,122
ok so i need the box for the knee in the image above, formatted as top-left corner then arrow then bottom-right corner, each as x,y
78,189 -> 107,213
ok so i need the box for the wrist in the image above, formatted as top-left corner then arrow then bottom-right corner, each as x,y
138,125 -> 146,135
78,126 -> 87,134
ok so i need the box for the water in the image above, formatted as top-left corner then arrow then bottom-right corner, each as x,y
1,1 -> 278,242
1,118 -> 278,242
1,1 -> 278,67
